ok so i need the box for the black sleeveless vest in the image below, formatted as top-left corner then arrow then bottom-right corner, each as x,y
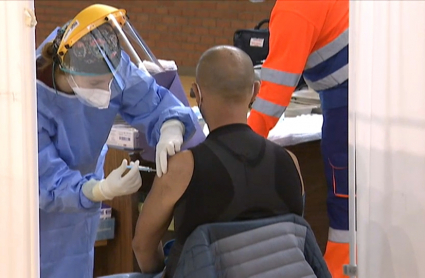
165,124 -> 303,277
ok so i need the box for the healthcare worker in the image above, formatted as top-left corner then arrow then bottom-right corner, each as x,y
247,1 -> 349,277
36,4 -> 198,278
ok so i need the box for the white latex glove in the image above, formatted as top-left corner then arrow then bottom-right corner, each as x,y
156,119 -> 185,177
82,159 -> 142,202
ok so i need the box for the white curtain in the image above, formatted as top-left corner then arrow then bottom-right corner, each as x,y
0,1 -> 39,277
350,1 -> 425,277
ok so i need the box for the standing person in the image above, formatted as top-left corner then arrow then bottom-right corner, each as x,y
247,0 -> 349,277
36,4 -> 199,278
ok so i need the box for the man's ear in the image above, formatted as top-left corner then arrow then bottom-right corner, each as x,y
191,83 -> 201,105
250,80 -> 261,104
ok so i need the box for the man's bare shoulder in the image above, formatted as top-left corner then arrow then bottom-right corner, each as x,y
167,150 -> 194,178
154,150 -> 194,199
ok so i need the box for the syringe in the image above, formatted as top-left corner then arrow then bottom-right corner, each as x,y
126,165 -> 156,172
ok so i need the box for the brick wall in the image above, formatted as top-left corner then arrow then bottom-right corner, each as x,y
35,0 -> 274,72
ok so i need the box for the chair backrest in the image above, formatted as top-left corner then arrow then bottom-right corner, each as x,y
173,214 -> 330,278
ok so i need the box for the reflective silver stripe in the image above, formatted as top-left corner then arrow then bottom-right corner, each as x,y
306,29 -> 349,69
252,98 -> 286,118
328,227 -> 350,243
304,64 -> 348,91
261,67 -> 301,87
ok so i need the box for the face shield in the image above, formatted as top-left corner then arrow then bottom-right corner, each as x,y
56,5 -> 164,107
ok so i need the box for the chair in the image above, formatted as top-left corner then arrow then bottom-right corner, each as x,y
172,214 -> 330,278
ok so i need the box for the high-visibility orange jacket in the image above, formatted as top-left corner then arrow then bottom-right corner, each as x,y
248,0 -> 349,137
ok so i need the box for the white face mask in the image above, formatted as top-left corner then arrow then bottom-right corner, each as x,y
73,87 -> 112,109
67,74 -> 113,109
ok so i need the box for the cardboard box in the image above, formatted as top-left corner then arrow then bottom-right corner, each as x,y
96,218 -> 115,241
106,124 -> 144,149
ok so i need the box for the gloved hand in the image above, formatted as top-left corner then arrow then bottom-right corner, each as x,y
82,159 -> 142,202
156,119 -> 185,177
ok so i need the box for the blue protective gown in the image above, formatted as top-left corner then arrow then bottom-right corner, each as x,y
37,52 -> 198,278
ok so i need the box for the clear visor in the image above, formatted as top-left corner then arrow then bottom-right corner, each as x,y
67,74 -> 112,92
60,14 -> 164,92
116,17 -> 165,74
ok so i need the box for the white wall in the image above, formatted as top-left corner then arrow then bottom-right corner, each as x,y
0,1 -> 39,277
350,1 -> 425,277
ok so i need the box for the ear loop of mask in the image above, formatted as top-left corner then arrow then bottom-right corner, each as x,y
52,60 -> 58,94
51,42 -> 60,94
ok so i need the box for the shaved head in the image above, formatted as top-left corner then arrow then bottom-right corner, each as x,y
196,45 -> 255,101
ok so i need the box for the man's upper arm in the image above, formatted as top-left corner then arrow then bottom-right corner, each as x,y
286,150 -> 305,196
133,150 -> 194,251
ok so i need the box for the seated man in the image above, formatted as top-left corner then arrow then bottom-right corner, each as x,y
132,45 -> 305,277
